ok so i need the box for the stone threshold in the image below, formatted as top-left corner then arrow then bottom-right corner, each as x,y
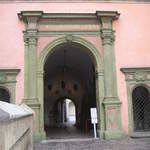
41,138 -> 99,143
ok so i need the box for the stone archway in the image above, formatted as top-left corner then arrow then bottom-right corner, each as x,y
37,36 -> 104,140
42,39 -> 103,138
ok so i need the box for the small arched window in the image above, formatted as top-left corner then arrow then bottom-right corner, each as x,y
0,88 -> 10,103
132,86 -> 150,131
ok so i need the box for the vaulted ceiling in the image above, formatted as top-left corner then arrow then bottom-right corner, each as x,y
44,43 -> 95,89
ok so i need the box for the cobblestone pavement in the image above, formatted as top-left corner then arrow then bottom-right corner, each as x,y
34,137 -> 150,150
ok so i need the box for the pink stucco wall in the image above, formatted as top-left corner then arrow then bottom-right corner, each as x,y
0,2 -> 150,133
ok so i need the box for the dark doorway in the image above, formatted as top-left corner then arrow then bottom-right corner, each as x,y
0,88 -> 10,103
44,43 -> 97,139
132,86 -> 150,131
55,98 -> 76,126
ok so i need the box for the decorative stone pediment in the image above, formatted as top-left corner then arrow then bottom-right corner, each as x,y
18,10 -> 120,34
121,67 -> 150,82
0,69 -> 20,103
0,69 -> 20,82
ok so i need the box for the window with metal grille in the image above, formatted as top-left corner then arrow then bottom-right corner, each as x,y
0,88 -> 10,103
132,86 -> 150,131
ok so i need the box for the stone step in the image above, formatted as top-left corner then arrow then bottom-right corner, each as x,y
130,132 -> 150,138
41,138 -> 99,144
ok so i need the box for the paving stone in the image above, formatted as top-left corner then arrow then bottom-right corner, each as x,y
34,137 -> 150,150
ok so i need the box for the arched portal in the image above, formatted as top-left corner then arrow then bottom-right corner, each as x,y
67,99 -> 76,124
0,87 -> 10,103
43,42 -> 100,138
37,36 -> 104,139
56,98 -> 76,125
132,86 -> 150,131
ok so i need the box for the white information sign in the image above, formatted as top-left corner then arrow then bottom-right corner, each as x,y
90,108 -> 98,139
90,108 -> 98,124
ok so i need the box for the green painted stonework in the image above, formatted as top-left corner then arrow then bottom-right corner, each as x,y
121,67 -> 150,134
0,69 -> 20,103
97,12 -> 123,139
19,10 -> 123,141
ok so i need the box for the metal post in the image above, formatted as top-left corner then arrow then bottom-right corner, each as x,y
93,123 -> 97,139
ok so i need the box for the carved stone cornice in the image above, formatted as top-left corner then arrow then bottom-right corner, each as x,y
18,11 -> 43,30
121,67 -> 150,82
18,11 -> 120,26
96,11 -> 120,20
0,69 -> 20,83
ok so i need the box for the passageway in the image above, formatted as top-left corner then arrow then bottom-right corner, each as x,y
44,43 -> 97,139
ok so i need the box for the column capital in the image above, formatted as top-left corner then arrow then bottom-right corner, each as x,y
95,70 -> 104,78
24,36 -> 38,45
28,37 -> 37,45
96,11 -> 119,45
101,29 -> 115,45
24,29 -> 38,45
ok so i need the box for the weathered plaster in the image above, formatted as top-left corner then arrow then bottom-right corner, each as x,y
0,2 -> 150,138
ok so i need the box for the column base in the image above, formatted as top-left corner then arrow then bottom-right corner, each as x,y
104,129 -> 124,139
103,97 -> 124,139
97,129 -> 104,139
23,98 -> 46,142
33,130 -> 46,142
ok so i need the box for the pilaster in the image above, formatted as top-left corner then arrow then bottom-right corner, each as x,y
19,11 -> 43,101
97,11 -> 123,139
18,11 -> 45,141
95,70 -> 105,139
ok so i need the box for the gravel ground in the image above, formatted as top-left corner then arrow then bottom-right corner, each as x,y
34,137 -> 150,150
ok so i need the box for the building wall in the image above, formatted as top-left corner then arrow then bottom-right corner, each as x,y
0,1 -> 150,134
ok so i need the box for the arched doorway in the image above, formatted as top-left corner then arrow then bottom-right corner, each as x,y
37,36 -> 104,140
56,98 -> 76,125
132,86 -> 150,131
0,87 -> 10,103
44,42 -> 98,138
66,99 -> 76,124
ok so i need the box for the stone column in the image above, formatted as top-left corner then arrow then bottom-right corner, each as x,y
24,30 -> 43,141
18,11 -> 45,141
101,25 -> 117,98
97,11 -> 123,139
27,35 -> 37,99
95,70 -> 105,139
